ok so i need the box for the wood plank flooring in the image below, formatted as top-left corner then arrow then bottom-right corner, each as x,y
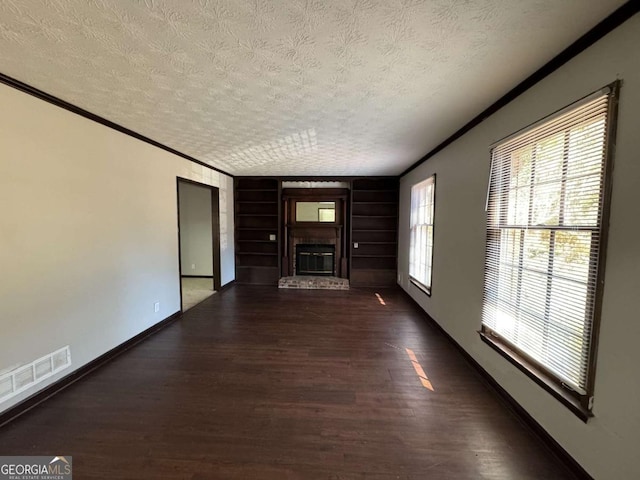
0,286 -> 576,479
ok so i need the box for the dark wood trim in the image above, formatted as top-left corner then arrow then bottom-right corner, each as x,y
211,187 -> 222,291
401,1 -> 639,177
428,173 -> 436,295
282,195 -> 289,277
176,180 -> 184,311
408,173 -> 436,296
276,176 -> 398,181
342,194 -> 349,277
177,177 -> 222,304
348,181 -> 354,280
400,290 -> 594,480
0,72 -> 233,178
479,330 -> 590,422
282,188 -> 349,199
586,80 -> 620,404
0,311 -> 182,429
277,180 -> 283,277
409,277 -> 431,297
283,189 -> 348,278
177,177 -> 220,189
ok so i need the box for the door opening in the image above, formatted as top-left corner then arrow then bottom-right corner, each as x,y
177,178 -> 221,311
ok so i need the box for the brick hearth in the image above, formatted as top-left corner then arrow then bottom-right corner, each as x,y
278,276 -> 349,290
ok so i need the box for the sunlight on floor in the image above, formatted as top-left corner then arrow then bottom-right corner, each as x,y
406,347 -> 434,391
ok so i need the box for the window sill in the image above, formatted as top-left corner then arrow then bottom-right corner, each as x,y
409,277 -> 431,297
478,331 -> 592,423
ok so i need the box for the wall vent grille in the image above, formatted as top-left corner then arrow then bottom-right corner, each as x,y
0,346 -> 71,404
0,377 -> 12,398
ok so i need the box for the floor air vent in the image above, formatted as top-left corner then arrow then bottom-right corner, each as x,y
0,346 -> 71,404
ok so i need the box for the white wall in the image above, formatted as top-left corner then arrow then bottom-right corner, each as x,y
178,182 -> 213,277
398,15 -> 640,480
0,82 -> 235,414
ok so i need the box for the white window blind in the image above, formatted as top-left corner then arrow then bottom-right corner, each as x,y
409,176 -> 435,293
482,88 -> 614,397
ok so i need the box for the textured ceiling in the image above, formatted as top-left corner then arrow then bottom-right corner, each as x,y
0,0 -> 626,176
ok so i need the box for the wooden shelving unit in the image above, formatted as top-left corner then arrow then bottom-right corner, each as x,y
234,178 -> 280,285
350,178 -> 399,286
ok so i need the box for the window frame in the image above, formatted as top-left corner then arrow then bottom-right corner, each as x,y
409,174 -> 436,296
479,82 -> 620,421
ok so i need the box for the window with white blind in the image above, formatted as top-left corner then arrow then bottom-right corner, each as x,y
409,175 -> 435,294
481,84 -> 618,417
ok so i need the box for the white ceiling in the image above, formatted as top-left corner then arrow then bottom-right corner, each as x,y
0,0 -> 626,176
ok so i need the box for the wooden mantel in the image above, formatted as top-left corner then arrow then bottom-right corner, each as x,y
282,188 -> 349,278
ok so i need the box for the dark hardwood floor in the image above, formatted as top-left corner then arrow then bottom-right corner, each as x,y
0,286 -> 576,479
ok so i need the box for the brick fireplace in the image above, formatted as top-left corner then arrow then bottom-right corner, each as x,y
282,188 -> 348,279
289,228 -> 342,276
296,244 -> 335,276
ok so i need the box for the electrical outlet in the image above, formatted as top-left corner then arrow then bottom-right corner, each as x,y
354,242 -> 359,248
269,234 -> 276,241
154,302 -> 160,313
191,264 -> 196,270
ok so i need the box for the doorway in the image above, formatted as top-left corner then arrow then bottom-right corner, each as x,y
177,178 -> 221,311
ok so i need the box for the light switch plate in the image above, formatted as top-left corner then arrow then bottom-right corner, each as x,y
269,234 -> 276,241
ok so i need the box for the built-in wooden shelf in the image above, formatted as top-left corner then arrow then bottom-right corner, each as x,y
237,214 -> 278,217
350,178 -> 399,287
233,177 -> 398,287
351,189 -> 395,193
236,264 -> 279,267
235,177 -> 280,285
236,227 -> 277,231
237,252 -> 277,256
355,241 -> 398,245
235,188 -> 277,192
237,240 -> 277,243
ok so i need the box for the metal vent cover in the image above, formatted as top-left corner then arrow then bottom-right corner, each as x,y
0,346 -> 71,404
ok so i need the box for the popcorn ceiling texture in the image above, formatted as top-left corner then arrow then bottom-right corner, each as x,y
0,0 -> 624,176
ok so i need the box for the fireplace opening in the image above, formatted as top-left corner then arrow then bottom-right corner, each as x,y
296,244 -> 335,276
